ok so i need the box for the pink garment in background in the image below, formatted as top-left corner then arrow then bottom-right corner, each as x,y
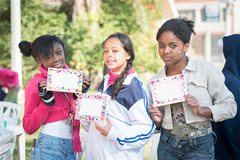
0,68 -> 19,88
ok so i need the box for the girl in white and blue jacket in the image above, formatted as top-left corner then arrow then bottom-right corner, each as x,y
83,32 -> 155,160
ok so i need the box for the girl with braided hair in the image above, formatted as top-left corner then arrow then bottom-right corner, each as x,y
83,32 -> 155,160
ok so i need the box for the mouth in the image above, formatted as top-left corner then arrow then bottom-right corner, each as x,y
106,59 -> 116,65
162,56 -> 172,61
52,62 -> 64,68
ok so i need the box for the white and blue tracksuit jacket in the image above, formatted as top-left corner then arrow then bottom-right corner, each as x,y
84,73 -> 155,160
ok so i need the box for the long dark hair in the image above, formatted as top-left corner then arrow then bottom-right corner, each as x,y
102,32 -> 135,99
18,34 -> 64,62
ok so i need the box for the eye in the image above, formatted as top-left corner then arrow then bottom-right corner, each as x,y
45,54 -> 53,59
103,50 -> 108,54
158,43 -> 165,48
56,50 -> 63,55
169,44 -> 177,49
112,49 -> 118,53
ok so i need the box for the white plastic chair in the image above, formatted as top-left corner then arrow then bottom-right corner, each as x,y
0,101 -> 25,160
0,101 -> 20,127
0,143 -> 14,160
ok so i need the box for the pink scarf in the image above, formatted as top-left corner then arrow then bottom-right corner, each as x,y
107,68 -> 135,86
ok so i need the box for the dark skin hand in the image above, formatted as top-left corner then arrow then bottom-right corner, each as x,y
82,78 -> 91,91
185,94 -> 213,119
74,78 -> 91,97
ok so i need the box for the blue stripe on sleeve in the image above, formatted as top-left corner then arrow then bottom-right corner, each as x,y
117,122 -> 156,145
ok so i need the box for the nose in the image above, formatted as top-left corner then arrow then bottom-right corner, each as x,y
107,50 -> 113,57
162,46 -> 170,55
51,54 -> 58,60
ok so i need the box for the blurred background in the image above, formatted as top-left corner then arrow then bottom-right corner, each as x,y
0,0 -> 239,159
1,0 -> 240,88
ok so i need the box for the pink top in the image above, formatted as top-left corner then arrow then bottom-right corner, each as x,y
23,64 -> 82,153
0,68 -> 19,88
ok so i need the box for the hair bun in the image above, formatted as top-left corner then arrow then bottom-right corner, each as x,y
18,41 -> 32,57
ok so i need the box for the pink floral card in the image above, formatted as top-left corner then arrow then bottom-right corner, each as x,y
47,68 -> 83,93
150,73 -> 188,107
75,94 -> 109,122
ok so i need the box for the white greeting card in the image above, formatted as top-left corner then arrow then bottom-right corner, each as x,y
47,68 -> 83,93
150,73 -> 188,107
75,94 -> 109,122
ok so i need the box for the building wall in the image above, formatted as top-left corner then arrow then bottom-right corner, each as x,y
174,0 -> 231,68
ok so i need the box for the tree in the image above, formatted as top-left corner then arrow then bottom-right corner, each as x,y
20,0 -> 69,85
0,0 -> 11,68
0,0 -> 163,87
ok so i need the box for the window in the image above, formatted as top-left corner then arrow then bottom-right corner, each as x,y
201,5 -> 220,22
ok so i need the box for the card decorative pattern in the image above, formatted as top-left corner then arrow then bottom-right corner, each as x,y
47,68 -> 83,93
75,94 -> 109,122
150,73 -> 188,106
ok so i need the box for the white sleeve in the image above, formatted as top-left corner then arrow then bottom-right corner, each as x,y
106,99 -> 156,149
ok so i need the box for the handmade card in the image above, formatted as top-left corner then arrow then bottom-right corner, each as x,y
75,94 -> 109,122
150,73 -> 188,107
47,68 -> 83,93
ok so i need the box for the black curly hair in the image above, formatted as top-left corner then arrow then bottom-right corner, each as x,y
18,35 -> 64,63
156,18 -> 196,44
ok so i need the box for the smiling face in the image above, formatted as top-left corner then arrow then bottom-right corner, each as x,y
38,42 -> 65,69
103,38 -> 131,73
157,31 -> 189,66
